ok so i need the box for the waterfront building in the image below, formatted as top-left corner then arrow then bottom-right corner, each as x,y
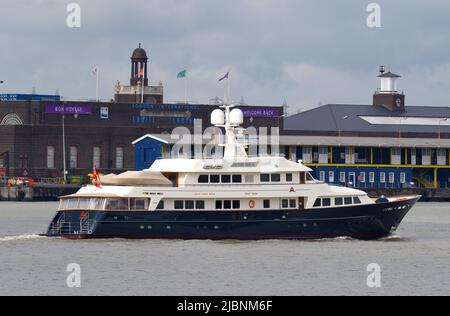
282,70 -> 450,190
0,44 -> 282,181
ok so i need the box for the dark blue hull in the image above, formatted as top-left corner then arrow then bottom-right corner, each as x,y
45,197 -> 419,240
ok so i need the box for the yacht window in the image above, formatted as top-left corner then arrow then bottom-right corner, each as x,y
130,198 -> 147,210
313,199 -> 321,207
244,175 -> 254,183
232,200 -> 240,209
78,198 -> 90,209
210,175 -> 220,183
322,198 -> 331,207
198,175 -> 209,183
215,200 -> 223,209
260,174 -> 270,182
66,198 -> 79,210
59,199 -> 69,210
281,199 -> 289,208
289,199 -> 297,208
344,197 -> 353,205
223,200 -> 232,209
196,200 -> 205,210
105,198 -> 129,210
185,200 -> 195,209
221,175 -> 231,183
286,173 -> 293,182
156,200 -> 164,210
232,175 -> 242,183
335,198 -> 343,206
174,200 -> 184,210
90,198 -> 105,210
353,197 -> 362,204
271,174 -> 281,182
263,200 -> 271,209
306,173 -> 314,181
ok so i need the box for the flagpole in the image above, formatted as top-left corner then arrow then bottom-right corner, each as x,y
141,76 -> 144,103
96,66 -> 99,102
185,76 -> 188,104
227,72 -> 230,104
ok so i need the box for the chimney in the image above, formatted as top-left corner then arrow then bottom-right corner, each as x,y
373,66 -> 405,112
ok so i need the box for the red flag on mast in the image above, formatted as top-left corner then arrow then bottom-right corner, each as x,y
93,166 -> 102,188
136,68 -> 145,78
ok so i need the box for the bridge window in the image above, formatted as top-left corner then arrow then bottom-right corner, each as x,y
210,175 -> 220,183
196,200 -> 205,209
156,200 -> 164,210
198,175 -> 209,183
313,199 -> 321,207
263,199 -> 271,209
221,175 -> 231,183
223,200 -> 232,209
271,174 -> 281,182
322,198 -> 331,207
232,175 -> 242,183
353,197 -> 362,204
215,200 -> 241,210
344,197 -> 353,205
335,197 -> 343,206
174,200 -> 184,210
130,198 -> 147,210
260,174 -> 270,182
105,198 -> 129,210
286,173 -> 293,182
289,199 -> 296,208
185,200 -> 195,209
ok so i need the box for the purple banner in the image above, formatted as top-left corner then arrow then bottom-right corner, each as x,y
45,103 -> 92,115
242,107 -> 282,118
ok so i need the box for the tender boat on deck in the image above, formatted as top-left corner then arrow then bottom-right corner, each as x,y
45,104 -> 420,240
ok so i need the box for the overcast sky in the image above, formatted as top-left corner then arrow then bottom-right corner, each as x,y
1,0 -> 450,112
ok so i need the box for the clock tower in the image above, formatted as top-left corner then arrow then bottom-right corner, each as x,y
373,66 -> 405,112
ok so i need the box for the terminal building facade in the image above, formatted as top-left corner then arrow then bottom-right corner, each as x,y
282,70 -> 450,190
0,45 -> 282,182
1,45 -> 450,192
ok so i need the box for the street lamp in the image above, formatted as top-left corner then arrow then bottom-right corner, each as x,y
62,103 -> 67,184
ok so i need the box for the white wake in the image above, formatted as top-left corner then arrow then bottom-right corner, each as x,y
0,234 -> 46,242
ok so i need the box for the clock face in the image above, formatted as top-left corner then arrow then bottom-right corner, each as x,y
396,98 -> 402,107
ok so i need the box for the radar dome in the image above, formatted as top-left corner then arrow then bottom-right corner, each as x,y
229,108 -> 244,125
211,109 -> 225,125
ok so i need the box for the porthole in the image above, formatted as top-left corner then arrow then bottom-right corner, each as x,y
243,216 -> 248,220
313,223 -> 317,227
303,223 -> 307,228
147,225 -> 152,230
140,225 -> 145,230
214,225 -> 219,230
166,225 -> 171,230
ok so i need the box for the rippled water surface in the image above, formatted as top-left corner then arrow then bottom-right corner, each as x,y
0,202 -> 449,296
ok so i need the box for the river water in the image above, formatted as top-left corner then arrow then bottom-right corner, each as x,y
0,202 -> 449,296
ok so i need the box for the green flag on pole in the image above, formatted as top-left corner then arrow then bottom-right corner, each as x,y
177,70 -> 187,78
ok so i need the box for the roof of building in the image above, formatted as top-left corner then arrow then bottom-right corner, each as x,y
131,44 -> 148,60
284,104 -> 450,134
378,71 -> 401,78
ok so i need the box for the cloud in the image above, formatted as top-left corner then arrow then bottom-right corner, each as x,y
1,0 -> 450,111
